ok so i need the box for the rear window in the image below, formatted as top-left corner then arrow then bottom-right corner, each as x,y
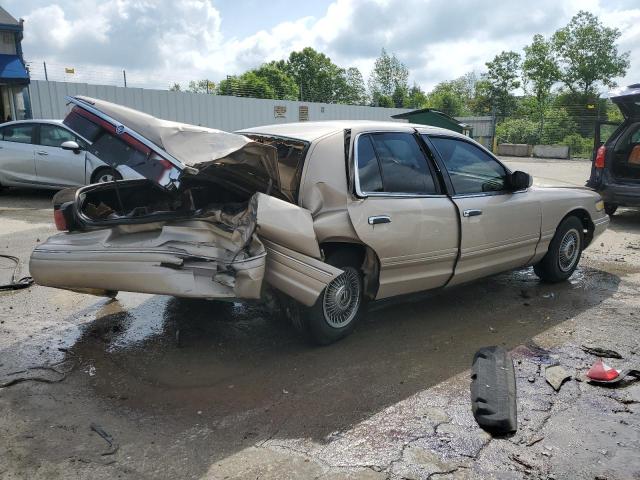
63,110 -> 102,142
245,134 -> 310,202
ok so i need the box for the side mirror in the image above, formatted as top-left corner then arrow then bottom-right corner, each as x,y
61,140 -> 81,154
509,170 -> 532,191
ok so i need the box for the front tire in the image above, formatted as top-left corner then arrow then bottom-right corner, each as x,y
300,250 -> 364,345
534,216 -> 584,283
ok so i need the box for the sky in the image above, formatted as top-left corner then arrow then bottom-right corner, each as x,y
5,0 -> 640,93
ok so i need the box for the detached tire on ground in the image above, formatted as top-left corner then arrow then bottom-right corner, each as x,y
300,250 -> 364,345
534,216 -> 584,283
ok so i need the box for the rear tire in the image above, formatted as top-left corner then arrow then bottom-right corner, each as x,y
91,167 -> 122,184
604,203 -> 618,216
299,250 -> 364,345
534,216 -> 584,283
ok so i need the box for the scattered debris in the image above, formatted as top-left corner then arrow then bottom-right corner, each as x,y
510,453 -> 536,470
544,364 -> 571,391
581,345 -> 623,359
586,359 -> 640,386
90,423 -> 119,456
0,254 -> 34,291
471,346 -> 517,435
526,436 -> 544,447
0,360 -> 75,389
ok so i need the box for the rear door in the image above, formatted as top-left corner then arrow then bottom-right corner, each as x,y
0,123 -> 37,185
347,129 -> 459,299
426,135 -> 540,285
34,124 -> 88,186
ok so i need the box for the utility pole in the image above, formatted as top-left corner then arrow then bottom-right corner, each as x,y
123,70 -> 127,88
43,61 -> 48,81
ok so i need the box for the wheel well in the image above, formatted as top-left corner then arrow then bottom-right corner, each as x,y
563,209 -> 595,247
319,241 -> 380,299
91,166 -> 119,183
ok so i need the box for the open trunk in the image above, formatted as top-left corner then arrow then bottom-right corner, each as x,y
31,179 -> 343,305
609,85 -> 640,183
31,96 -> 344,305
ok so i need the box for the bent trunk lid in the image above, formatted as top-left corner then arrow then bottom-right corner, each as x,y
64,96 -> 281,194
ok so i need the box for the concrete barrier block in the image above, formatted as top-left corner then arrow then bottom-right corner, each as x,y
533,145 -> 570,159
497,143 -> 530,157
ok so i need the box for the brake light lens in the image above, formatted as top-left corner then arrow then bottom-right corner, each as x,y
53,208 -> 68,231
595,145 -> 606,169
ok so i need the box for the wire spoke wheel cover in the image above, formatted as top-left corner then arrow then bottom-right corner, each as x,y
558,228 -> 580,272
322,268 -> 361,328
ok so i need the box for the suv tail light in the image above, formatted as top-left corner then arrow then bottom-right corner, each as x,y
52,201 -> 76,231
595,145 -> 606,169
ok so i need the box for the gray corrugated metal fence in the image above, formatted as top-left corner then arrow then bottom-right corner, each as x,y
29,80 -> 413,131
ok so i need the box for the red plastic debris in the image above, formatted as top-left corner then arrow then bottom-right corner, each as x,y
586,359 -> 620,381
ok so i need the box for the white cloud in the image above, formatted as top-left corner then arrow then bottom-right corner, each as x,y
12,0 -> 640,92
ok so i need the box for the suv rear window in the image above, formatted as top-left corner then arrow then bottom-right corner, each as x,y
245,134 -> 309,202
63,110 -> 102,142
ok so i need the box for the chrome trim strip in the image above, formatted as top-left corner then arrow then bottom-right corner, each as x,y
265,246 -> 335,277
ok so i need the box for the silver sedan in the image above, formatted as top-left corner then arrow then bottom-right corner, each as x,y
0,119 -> 136,190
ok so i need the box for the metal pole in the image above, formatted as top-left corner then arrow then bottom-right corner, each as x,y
43,61 -> 48,81
123,70 -> 127,88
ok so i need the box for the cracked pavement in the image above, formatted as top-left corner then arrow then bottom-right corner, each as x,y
1,159 -> 639,479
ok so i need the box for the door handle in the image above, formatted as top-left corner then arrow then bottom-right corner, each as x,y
368,215 -> 391,225
36,151 -> 49,156
463,209 -> 482,217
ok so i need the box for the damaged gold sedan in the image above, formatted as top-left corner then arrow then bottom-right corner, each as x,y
31,96 -> 609,344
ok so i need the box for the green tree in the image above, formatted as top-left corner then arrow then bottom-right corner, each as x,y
427,81 -> 465,116
169,83 -> 181,92
484,50 -> 522,117
186,79 -> 216,94
552,11 -> 630,96
405,83 -> 428,109
496,118 -> 540,145
368,48 -> 409,106
523,34 -> 560,137
251,62 -> 299,100
219,72 -> 275,99
286,47 -> 345,103
338,67 -> 368,105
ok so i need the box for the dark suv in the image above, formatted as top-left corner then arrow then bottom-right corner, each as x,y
587,83 -> 640,215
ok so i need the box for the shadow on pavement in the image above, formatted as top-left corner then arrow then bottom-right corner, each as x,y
58,264 -> 620,469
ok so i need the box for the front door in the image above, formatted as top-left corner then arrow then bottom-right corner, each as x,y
34,124 -> 87,186
347,131 -> 459,299
427,135 -> 541,285
0,123 -> 37,185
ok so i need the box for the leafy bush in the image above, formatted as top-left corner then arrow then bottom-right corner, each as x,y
496,118 -> 540,144
541,108 -> 578,144
561,133 -> 594,158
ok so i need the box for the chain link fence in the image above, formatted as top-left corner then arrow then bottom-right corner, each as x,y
494,102 -> 623,159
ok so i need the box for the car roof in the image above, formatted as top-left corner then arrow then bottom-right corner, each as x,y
0,119 -> 64,127
238,120 -> 466,142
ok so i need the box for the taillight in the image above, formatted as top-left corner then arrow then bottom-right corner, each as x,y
53,208 -> 68,231
595,145 -> 606,169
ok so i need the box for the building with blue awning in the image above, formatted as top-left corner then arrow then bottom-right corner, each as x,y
0,6 -> 31,121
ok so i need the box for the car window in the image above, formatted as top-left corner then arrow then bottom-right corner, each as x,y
357,132 -> 437,195
39,124 -> 77,147
88,132 -> 148,169
63,110 -> 102,142
1,124 -> 34,144
429,136 -> 507,194
356,134 -> 383,192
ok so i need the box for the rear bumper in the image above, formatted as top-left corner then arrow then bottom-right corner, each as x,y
30,244 -> 266,300
597,182 -> 640,207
